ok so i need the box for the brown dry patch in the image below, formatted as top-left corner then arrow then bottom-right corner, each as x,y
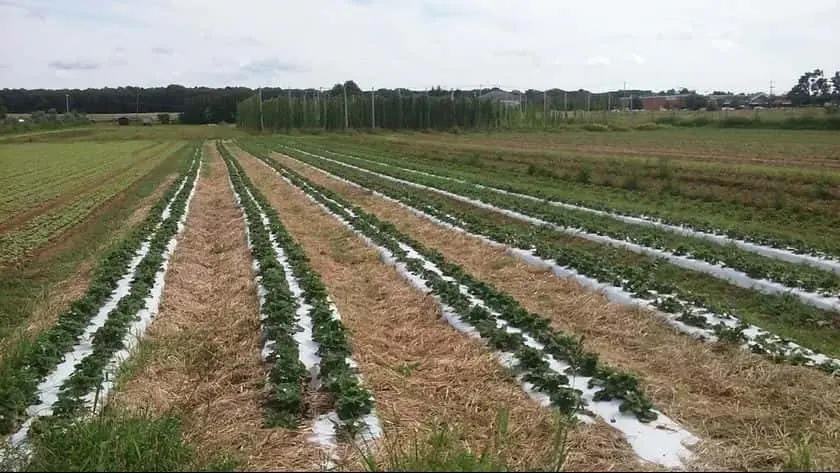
113,143 -> 326,470
266,149 -> 840,472
230,143 -> 656,472
0,171 -> 177,363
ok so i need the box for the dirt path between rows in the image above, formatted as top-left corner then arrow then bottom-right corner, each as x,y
114,144 -> 324,470
256,147 -> 840,471
230,143 -> 653,471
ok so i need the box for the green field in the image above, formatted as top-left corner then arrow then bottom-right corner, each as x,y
0,141 -> 184,264
2,125 -> 840,472
265,129 -> 840,254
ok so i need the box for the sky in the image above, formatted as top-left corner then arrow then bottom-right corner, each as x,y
0,0 -> 838,93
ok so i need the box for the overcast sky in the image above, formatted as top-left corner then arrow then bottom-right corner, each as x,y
1,0 -> 838,93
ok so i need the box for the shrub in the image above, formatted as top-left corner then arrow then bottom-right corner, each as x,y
576,166 -> 593,184
635,122 -> 658,131
583,123 -> 609,132
622,173 -> 640,190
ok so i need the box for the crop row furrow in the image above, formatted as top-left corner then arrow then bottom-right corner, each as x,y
219,142 -> 379,443
236,144 -> 699,469
248,145 -> 840,374
296,149 -> 840,274
284,139 -> 840,258
280,146 -> 840,312
0,145 -> 201,452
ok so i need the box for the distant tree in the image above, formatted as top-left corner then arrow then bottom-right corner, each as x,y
343,80 -> 362,95
328,80 -> 363,97
157,113 -> 170,124
814,75 -> 831,99
631,96 -> 643,109
684,93 -> 708,110
665,88 -> 677,95
832,71 -> 840,100
0,104 -> 6,120
429,86 -> 448,97
788,69 -> 829,106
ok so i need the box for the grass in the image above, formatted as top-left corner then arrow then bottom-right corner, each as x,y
783,433 -> 817,472
355,409 -> 570,472
6,409 -> 237,472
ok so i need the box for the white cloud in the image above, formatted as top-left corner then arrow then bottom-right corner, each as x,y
585,56 -> 611,67
0,0 -> 838,92
711,38 -> 738,54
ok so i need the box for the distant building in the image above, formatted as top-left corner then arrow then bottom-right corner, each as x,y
748,93 -> 770,108
707,94 -> 736,108
478,90 -> 522,108
639,94 -> 689,111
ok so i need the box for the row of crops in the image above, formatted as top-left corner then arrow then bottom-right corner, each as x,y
236,140 -> 840,374
218,142 -> 379,448
0,142 -> 169,223
0,142 -> 183,264
231,142 -> 699,468
4,136 -> 835,469
274,136 -> 840,258
0,145 -> 201,456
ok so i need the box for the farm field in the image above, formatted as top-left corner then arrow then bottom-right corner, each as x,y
1,127 -> 840,472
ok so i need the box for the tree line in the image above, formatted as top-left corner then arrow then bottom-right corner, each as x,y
236,81 -> 656,131
0,83 -> 651,125
0,85 -> 253,124
788,69 -> 840,106
1,68 -> 837,126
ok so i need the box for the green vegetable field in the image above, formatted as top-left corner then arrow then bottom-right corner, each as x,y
1,125 -> 839,471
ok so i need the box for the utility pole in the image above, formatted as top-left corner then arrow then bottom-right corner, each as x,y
303,91 -> 307,128
397,88 -> 403,128
343,83 -> 349,130
563,90 -> 567,120
319,88 -> 326,130
543,89 -> 547,128
426,88 -> 431,128
64,94 -> 69,114
287,89 -> 293,129
450,88 -> 456,127
371,87 -> 375,129
623,81 -> 627,110
258,88 -> 264,132
477,84 -> 482,127
135,89 -> 140,121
